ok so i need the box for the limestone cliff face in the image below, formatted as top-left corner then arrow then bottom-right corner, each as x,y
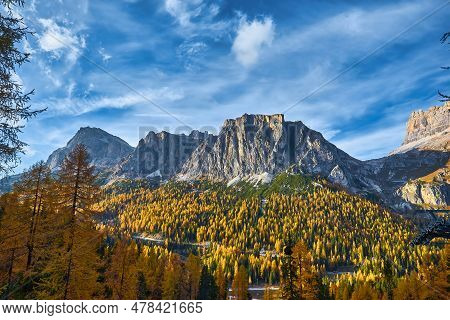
387,102 -> 450,208
46,127 -> 134,171
392,102 -> 449,154
177,114 -> 370,192
399,182 -> 449,207
113,130 -> 216,180
404,102 -> 449,144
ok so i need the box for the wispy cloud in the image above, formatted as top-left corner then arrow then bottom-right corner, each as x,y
37,18 -> 85,66
40,87 -> 185,116
98,47 -> 112,62
164,0 -> 204,27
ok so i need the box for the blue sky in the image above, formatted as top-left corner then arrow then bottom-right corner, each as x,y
10,0 -> 450,172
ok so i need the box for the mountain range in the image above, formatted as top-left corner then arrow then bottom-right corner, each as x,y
1,102 -> 449,211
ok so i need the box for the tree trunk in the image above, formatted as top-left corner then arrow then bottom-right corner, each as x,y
6,247 -> 16,298
63,165 -> 80,300
26,167 -> 42,270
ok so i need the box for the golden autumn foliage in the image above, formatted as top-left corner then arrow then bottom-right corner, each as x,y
1,164 -> 448,300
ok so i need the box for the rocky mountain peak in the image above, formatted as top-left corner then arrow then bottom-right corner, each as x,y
391,102 -> 449,154
47,127 -> 134,171
113,129 -> 216,180
178,113 -> 369,192
223,113 -> 284,126
403,103 -> 449,144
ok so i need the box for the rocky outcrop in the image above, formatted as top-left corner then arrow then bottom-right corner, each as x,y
391,102 -> 449,154
113,130 -> 216,180
177,114 -> 375,193
399,181 -> 449,207
387,102 -> 449,208
46,127 -> 134,171
403,102 -> 449,144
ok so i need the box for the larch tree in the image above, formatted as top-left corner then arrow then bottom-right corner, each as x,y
162,254 -> 184,300
215,263 -> 228,300
137,248 -> 165,299
292,240 -> 318,299
106,240 -> 138,299
0,0 -> 44,174
231,265 -> 249,300
37,144 -> 100,299
185,253 -> 202,299
12,161 -> 51,270
0,162 -> 55,299
0,192 -> 27,298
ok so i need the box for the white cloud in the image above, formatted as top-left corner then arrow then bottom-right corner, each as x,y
164,0 -> 203,27
232,17 -> 275,67
98,47 -> 112,62
37,18 -> 85,68
38,19 -> 79,52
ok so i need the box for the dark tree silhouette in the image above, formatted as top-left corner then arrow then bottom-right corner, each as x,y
438,32 -> 450,101
0,0 -> 44,174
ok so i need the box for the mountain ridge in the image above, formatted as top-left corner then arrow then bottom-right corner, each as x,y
1,103 -> 448,211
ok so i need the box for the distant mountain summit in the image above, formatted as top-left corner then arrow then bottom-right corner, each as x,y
178,113 -> 374,193
112,130 -> 216,180
391,102 -> 449,154
46,127 -> 134,171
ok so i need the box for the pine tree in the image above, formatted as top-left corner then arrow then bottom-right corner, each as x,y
198,266 -> 218,300
280,241 -> 299,299
136,272 -> 148,300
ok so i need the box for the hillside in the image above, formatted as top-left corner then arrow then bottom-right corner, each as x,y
95,174 -> 429,276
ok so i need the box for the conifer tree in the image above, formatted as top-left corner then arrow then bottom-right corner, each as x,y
215,264 -> 228,300
231,265 -> 249,300
280,241 -> 298,299
12,161 -> 51,270
106,240 -> 138,299
0,0 -> 44,174
36,144 -> 100,299
185,253 -> 202,299
162,255 -> 184,299
292,240 -> 318,299
137,248 -> 165,299
198,265 -> 218,300
0,192 -> 26,298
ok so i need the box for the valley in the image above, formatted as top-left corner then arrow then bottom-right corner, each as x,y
0,103 -> 448,300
